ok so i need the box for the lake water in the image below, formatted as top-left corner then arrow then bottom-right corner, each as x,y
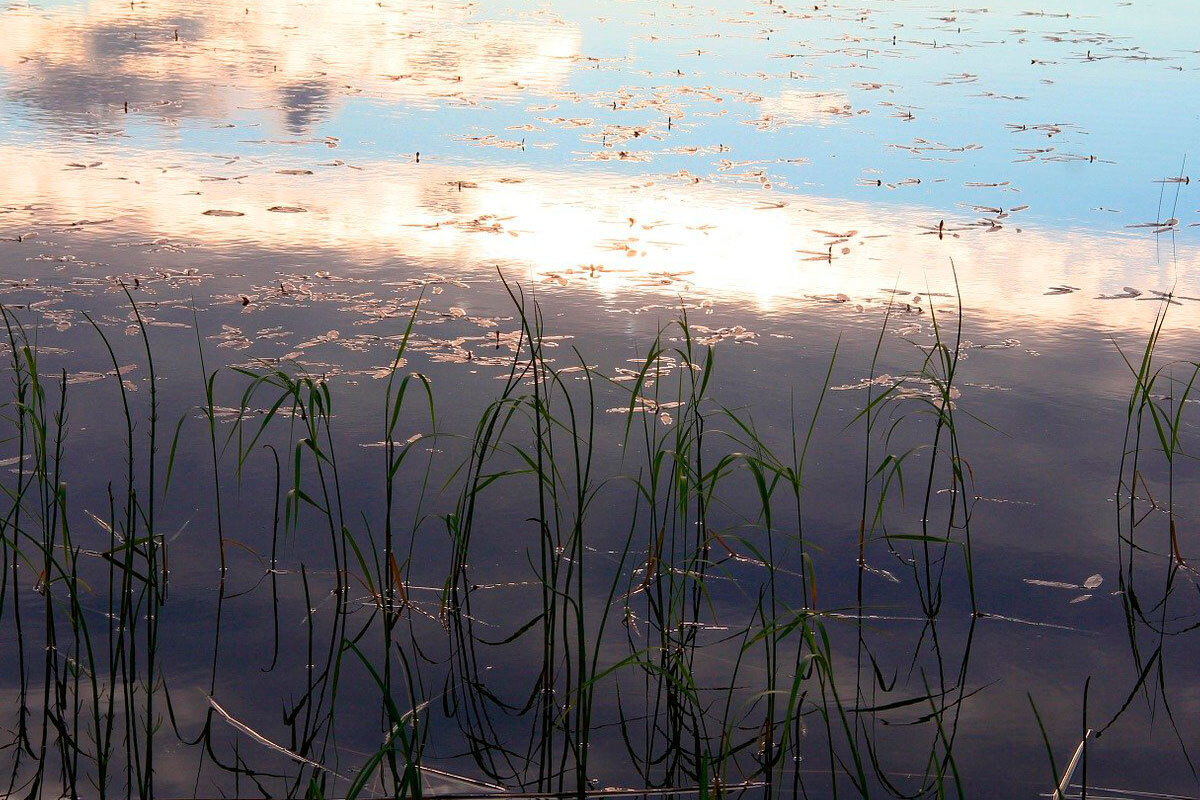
2,0 -> 1199,797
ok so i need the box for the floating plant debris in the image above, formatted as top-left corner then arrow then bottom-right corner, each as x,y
2,0 -> 1199,797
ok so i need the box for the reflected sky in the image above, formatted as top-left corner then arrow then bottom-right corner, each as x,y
3,1 -> 1200,798
0,141 -> 1196,334
1,0 -> 1197,237
0,0 -> 1197,332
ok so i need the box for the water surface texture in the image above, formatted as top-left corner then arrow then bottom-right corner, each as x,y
2,0 -> 1199,798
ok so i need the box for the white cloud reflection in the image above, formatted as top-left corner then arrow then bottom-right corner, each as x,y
1,0 -> 580,128
1,143 -> 1195,332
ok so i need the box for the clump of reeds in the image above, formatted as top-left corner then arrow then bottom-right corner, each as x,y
0,275 -> 994,799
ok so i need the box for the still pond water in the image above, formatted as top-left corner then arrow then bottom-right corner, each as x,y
2,0 -> 1200,797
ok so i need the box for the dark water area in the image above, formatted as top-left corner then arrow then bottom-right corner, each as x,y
2,1 -> 1199,798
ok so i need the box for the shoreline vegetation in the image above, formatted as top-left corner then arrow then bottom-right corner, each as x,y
0,275 -> 1195,799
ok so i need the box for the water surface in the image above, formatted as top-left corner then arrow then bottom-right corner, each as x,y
2,0 -> 1199,797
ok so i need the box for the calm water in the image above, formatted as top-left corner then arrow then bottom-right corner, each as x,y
2,0 -> 1199,797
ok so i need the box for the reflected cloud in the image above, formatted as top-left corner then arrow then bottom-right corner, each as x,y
757,90 -> 858,125
1,0 -> 580,130
0,142 -> 1195,332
